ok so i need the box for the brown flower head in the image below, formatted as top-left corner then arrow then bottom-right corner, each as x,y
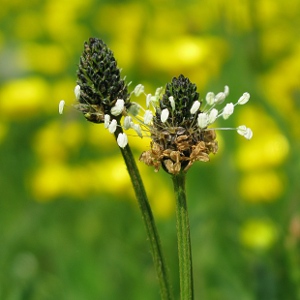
125,75 -> 252,174
138,75 -> 218,174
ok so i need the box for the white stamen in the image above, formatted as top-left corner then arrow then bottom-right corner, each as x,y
206,92 -> 215,105
59,100 -> 65,114
222,103 -> 234,119
144,110 -> 153,125
151,95 -> 159,105
237,125 -> 247,135
237,125 -> 253,140
238,92 -> 250,105
128,102 -> 140,116
214,92 -> 226,104
120,83 -> 252,144
161,108 -> 169,123
132,123 -> 143,137
224,85 -> 229,97
74,85 -> 81,100
133,84 -> 144,97
208,108 -> 218,124
169,96 -> 175,111
123,116 -> 132,130
146,94 -> 152,108
117,133 -> 128,148
108,119 -> 117,133
244,128 -> 253,140
197,112 -> 209,129
155,87 -> 163,98
104,114 -> 111,128
111,99 -> 125,116
147,87 -> 163,107
190,101 -> 201,114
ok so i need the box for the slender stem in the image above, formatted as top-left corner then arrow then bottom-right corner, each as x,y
114,127 -> 174,300
172,172 -> 194,300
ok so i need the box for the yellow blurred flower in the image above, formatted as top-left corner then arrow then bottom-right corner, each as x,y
143,36 -> 228,78
87,157 -> 133,198
237,132 -> 289,171
239,170 -> 284,202
31,149 -> 175,219
91,158 -> 175,219
31,162 -> 70,201
215,0 -> 252,32
256,0 -> 280,26
140,164 -> 175,219
260,26 -> 294,62
61,121 -> 85,150
19,43 -> 67,74
64,165 -> 94,198
14,12 -> 44,40
94,3 -> 145,69
126,130 -> 151,152
236,106 -> 289,170
259,45 -> 300,137
0,77 -> 50,121
87,124 -> 116,150
32,120 -> 84,163
150,185 -> 174,219
240,219 -> 277,250
257,0 -> 300,26
31,155 -> 135,201
43,0 -> 91,41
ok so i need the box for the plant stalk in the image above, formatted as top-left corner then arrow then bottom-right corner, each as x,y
172,172 -> 194,300
114,127 -> 173,300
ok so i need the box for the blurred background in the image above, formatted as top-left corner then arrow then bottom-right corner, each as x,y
1,0 -> 300,299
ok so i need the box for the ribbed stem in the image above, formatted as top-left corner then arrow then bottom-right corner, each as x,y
172,172 -> 194,300
114,127 -> 174,300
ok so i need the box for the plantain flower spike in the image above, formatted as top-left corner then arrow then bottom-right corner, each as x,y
74,37 -> 131,124
136,75 -> 252,174
59,38 -> 133,148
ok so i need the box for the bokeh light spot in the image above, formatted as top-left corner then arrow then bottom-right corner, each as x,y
240,219 -> 277,250
20,43 -> 67,74
0,77 -> 50,121
239,171 -> 284,202
31,162 -> 70,201
237,106 -> 289,170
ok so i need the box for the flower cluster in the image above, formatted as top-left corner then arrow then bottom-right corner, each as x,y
125,75 -> 252,174
59,37 -> 132,147
59,38 -> 252,173
75,37 -> 130,123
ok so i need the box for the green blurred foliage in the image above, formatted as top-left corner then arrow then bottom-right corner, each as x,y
1,0 -> 300,299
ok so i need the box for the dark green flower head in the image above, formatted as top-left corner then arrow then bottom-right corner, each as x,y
75,37 -> 130,123
154,74 -> 200,128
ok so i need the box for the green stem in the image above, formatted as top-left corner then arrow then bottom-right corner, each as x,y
114,128 -> 173,300
172,172 -> 194,300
